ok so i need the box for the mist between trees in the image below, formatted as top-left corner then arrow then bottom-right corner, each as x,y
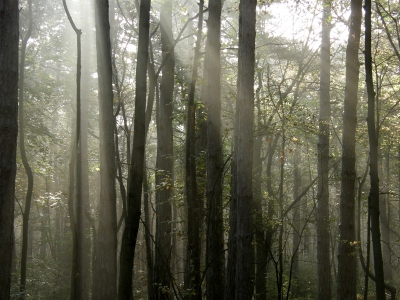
2,0 -> 400,299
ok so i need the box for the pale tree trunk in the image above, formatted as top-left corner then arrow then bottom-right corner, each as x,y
234,0 -> 256,298
18,1 -> 34,298
0,1 -> 19,299
337,0 -> 362,298
117,0 -> 150,296
253,71 -> 266,300
291,147 -> 301,292
316,1 -> 331,299
154,0 -> 174,297
93,0 -> 117,298
203,0 -> 224,297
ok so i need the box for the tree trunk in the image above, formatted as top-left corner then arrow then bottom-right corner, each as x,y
317,1 -> 332,299
154,1 -> 174,297
234,0 -> 256,298
291,147 -> 301,294
253,71 -> 266,300
93,0 -> 118,298
365,0 -> 386,298
0,1 -> 19,299
118,0 -> 150,296
18,1 -> 34,298
203,0 -> 224,297
337,0 -> 362,299
184,2 -> 204,298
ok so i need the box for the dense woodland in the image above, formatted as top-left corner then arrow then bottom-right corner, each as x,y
2,0 -> 400,299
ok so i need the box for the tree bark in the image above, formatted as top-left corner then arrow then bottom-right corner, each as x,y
184,2 -> 204,298
234,0 -> 256,298
316,1 -> 332,299
0,1 -> 19,299
93,0 -> 118,298
154,1 -> 174,297
337,0 -> 362,299
118,0 -> 150,296
365,0 -> 386,298
18,1 -> 33,298
203,0 -> 224,297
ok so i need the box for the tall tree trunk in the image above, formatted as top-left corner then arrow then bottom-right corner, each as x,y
337,0 -> 362,299
118,0 -> 150,296
18,1 -> 33,298
203,0 -> 224,297
62,1 -> 84,298
380,154 -> 392,282
253,71 -> 266,300
234,0 -> 256,298
80,3 -> 92,295
291,147 -> 301,293
143,172 -> 154,300
0,1 -> 19,299
317,1 -> 332,299
154,1 -> 174,297
184,2 -> 204,298
365,0 -> 385,298
93,0 -> 117,298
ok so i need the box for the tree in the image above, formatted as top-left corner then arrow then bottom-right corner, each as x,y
154,0 -> 174,297
18,0 -> 33,298
93,0 -> 117,298
337,0 -> 362,299
0,1 -> 19,299
365,0 -> 386,298
184,1 -> 204,297
316,1 -> 332,299
118,0 -> 151,296
234,0 -> 257,298
203,0 -> 224,297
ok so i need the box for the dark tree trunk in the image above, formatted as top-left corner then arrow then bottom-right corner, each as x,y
143,172 -> 154,300
62,1 -> 85,298
203,0 -> 224,297
184,2 -> 204,298
0,1 -> 19,299
365,0 -> 386,298
337,0 -> 362,299
118,0 -> 150,296
234,0 -> 256,298
93,0 -> 118,298
18,1 -> 33,298
154,1 -> 174,297
316,1 -> 332,299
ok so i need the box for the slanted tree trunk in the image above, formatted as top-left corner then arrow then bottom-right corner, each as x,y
365,0 -> 385,298
234,0 -> 257,298
337,0 -> 362,299
316,1 -> 332,299
203,0 -> 224,297
18,1 -> 34,298
118,0 -> 151,296
0,1 -> 19,299
93,0 -> 117,298
154,1 -> 174,297
184,2 -> 204,298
